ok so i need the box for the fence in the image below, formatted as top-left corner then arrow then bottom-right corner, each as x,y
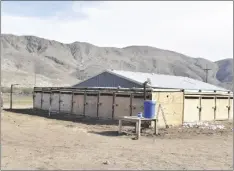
2,86 -> 33,109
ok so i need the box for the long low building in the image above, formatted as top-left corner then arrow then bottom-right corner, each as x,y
33,70 -> 233,127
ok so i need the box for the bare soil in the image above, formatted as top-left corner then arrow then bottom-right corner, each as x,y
1,109 -> 233,170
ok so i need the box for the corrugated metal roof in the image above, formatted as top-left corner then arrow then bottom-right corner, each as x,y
107,70 -> 228,91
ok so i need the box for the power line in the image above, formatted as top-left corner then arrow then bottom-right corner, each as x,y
203,65 -> 211,83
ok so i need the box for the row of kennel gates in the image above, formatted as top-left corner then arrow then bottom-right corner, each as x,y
33,87 -> 153,120
33,87 -> 233,126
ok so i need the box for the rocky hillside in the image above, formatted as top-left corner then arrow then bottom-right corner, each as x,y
1,34 -> 233,90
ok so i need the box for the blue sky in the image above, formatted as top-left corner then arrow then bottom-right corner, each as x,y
2,1 -> 72,17
1,1 -> 233,61
2,1 -> 103,20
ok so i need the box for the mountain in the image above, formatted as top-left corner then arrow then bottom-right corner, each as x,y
1,34 -> 233,90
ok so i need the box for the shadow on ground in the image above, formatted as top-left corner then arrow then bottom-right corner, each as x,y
4,108 -> 119,126
88,130 -> 121,137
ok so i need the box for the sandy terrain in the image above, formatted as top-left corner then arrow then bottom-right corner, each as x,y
1,109 -> 233,170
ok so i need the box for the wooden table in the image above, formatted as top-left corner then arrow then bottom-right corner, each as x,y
118,116 -> 158,139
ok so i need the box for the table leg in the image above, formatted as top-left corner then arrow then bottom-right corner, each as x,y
137,119 -> 141,139
118,120 -> 122,134
135,122 -> 137,133
154,119 -> 158,135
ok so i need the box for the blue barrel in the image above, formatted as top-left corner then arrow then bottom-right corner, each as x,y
144,100 -> 156,118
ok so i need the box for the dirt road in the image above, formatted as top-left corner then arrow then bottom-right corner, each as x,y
1,109 -> 233,170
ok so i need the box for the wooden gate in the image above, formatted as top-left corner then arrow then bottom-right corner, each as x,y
72,93 -> 84,115
42,93 -> 50,110
131,94 -> 144,116
183,96 -> 200,122
200,96 -> 215,121
98,93 -> 113,119
114,94 -> 131,119
34,92 -> 42,109
51,93 -> 59,111
60,93 -> 72,113
85,93 -> 98,118
216,97 -> 229,120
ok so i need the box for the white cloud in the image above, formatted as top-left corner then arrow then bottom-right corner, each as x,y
2,1 -> 233,61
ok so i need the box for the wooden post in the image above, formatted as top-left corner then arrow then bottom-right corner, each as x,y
135,122 -> 137,133
143,81 -> 148,100
199,96 -> 202,121
71,91 -> 74,114
112,92 -> 116,119
130,93 -> 133,116
182,90 -> 185,124
83,91 -> 87,116
10,84 -> 13,109
48,92 -> 52,117
32,90 -> 35,109
41,91 -> 44,109
228,96 -> 230,119
97,91 -> 100,118
137,119 -> 141,139
58,91 -> 61,113
214,96 -> 217,120
49,92 -> 52,107
154,119 -> 158,135
118,119 -> 122,134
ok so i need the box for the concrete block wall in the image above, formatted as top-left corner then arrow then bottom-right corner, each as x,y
152,92 -> 184,127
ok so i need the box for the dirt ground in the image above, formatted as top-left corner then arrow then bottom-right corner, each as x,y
1,109 -> 233,170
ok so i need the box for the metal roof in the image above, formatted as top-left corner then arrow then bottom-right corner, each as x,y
107,70 -> 228,91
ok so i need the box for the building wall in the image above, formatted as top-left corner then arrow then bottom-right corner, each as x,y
151,91 -> 184,127
73,72 -> 142,88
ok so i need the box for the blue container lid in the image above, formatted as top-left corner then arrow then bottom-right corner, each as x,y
144,100 -> 156,104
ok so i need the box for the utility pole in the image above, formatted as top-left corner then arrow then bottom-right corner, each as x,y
34,64 -> 36,87
33,52 -> 37,87
203,65 -> 211,83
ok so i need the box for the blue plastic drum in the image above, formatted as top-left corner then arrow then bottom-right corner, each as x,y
144,100 -> 156,118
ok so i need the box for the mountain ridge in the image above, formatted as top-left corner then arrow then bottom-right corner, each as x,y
1,34 -> 233,90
